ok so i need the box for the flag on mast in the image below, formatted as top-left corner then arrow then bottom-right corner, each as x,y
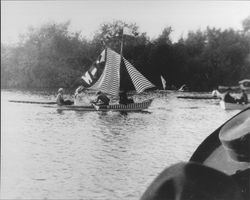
161,75 -> 166,90
123,27 -> 134,37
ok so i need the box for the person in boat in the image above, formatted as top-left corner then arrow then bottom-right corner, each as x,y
92,91 -> 110,106
74,85 -> 85,98
211,88 -> 221,98
56,88 -> 74,106
224,88 -> 236,103
119,91 -> 134,105
74,85 -> 86,105
236,89 -> 248,104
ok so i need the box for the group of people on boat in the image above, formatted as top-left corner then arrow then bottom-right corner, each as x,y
56,86 -> 134,106
223,88 -> 248,104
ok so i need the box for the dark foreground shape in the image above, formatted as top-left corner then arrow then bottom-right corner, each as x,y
140,108 -> 250,200
190,107 -> 250,175
140,162 -> 244,200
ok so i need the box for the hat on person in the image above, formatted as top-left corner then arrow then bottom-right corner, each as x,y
58,88 -> 64,93
76,85 -> 85,93
219,109 -> 250,163
140,162 -> 244,200
190,108 -> 250,175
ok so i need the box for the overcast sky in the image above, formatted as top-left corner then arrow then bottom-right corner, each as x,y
1,1 -> 250,44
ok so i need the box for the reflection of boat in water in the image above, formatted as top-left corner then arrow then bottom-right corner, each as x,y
219,101 -> 250,110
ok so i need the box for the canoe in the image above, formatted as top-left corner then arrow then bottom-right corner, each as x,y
220,100 -> 250,110
55,99 -> 153,112
9,100 -> 56,104
177,96 -> 219,100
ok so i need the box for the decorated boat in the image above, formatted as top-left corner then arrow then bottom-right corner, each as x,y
219,100 -> 250,110
9,28 -> 155,112
72,28 -> 155,111
51,98 -> 153,112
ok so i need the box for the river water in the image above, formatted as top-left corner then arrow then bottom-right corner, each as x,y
1,90 -> 239,200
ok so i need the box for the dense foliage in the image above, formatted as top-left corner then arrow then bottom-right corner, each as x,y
1,17 -> 250,91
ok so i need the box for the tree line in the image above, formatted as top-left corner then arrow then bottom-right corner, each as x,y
1,17 -> 250,91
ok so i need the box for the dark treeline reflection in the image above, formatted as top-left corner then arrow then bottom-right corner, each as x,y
1,17 -> 250,91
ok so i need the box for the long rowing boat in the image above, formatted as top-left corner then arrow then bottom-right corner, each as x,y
177,96 -> 219,100
219,100 -> 250,110
9,100 -> 56,104
47,99 -> 153,112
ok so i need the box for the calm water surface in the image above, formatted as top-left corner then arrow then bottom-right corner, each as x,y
1,90 -> 239,200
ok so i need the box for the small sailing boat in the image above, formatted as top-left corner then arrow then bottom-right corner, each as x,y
73,28 -> 155,111
73,47 -> 155,111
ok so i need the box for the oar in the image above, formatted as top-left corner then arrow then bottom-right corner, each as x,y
9,100 -> 57,105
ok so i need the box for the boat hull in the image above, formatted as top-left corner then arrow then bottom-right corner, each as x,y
220,101 -> 250,110
177,96 -> 219,100
56,99 -> 153,112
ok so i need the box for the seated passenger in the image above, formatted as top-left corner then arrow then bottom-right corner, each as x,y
224,89 -> 236,103
119,92 -> 134,105
236,89 -> 248,104
56,88 -> 74,105
74,85 -> 85,98
211,89 -> 221,98
92,91 -> 110,106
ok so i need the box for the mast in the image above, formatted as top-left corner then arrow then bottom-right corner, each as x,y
120,28 -> 124,64
119,28 -> 125,93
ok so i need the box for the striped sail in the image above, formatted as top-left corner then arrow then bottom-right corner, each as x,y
89,47 -> 155,95
123,58 -> 155,93
89,48 -> 121,96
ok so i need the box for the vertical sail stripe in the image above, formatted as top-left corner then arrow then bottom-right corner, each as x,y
89,48 -> 121,96
123,58 -> 155,93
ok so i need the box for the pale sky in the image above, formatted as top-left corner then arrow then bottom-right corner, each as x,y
1,1 -> 250,44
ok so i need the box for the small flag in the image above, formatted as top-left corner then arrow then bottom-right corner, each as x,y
123,27 -> 134,37
96,49 -> 106,64
161,76 -> 166,90
90,67 -> 97,77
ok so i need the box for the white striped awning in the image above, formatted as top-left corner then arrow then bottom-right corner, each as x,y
123,57 -> 155,93
89,48 -> 155,96
89,48 -> 121,96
